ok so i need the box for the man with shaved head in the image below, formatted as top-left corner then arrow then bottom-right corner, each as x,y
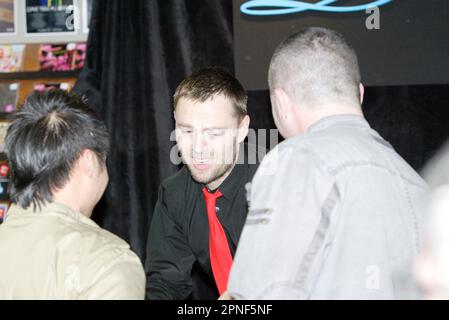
228,27 -> 426,299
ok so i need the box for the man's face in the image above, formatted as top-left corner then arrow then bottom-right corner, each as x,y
175,94 -> 248,189
79,152 -> 109,218
270,89 -> 303,139
92,158 -> 109,207
97,162 -> 109,201
271,94 -> 291,139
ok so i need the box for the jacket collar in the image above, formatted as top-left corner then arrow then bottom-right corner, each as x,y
6,201 -> 99,228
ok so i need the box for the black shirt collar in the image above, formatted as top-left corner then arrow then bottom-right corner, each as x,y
205,163 -> 245,200
200,142 -> 253,200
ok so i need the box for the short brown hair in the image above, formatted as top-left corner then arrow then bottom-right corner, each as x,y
173,67 -> 247,119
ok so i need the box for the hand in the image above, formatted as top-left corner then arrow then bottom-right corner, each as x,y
218,291 -> 233,300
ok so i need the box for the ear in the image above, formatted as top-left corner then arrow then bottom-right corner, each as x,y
359,83 -> 365,104
237,115 -> 250,143
273,88 -> 292,122
78,149 -> 96,178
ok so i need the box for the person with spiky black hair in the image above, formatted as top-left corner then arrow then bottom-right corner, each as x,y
0,90 -> 145,299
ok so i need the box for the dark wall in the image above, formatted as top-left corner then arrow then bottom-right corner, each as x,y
247,85 -> 449,172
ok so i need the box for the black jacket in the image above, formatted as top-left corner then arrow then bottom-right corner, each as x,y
145,145 -> 260,299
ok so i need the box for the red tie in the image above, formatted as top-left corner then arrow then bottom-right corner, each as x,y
202,187 -> 233,295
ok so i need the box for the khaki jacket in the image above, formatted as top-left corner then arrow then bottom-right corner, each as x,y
0,202 -> 145,299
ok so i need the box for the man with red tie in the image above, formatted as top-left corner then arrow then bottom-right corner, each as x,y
145,68 -> 259,299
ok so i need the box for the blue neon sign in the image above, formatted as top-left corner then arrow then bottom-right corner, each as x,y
240,0 -> 394,16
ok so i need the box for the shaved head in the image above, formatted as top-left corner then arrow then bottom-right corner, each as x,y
268,27 -> 362,109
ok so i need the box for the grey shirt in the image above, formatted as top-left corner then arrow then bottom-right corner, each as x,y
228,115 -> 426,299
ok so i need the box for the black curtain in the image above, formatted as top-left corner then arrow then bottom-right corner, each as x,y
74,0 -> 234,260
74,0 -> 449,262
